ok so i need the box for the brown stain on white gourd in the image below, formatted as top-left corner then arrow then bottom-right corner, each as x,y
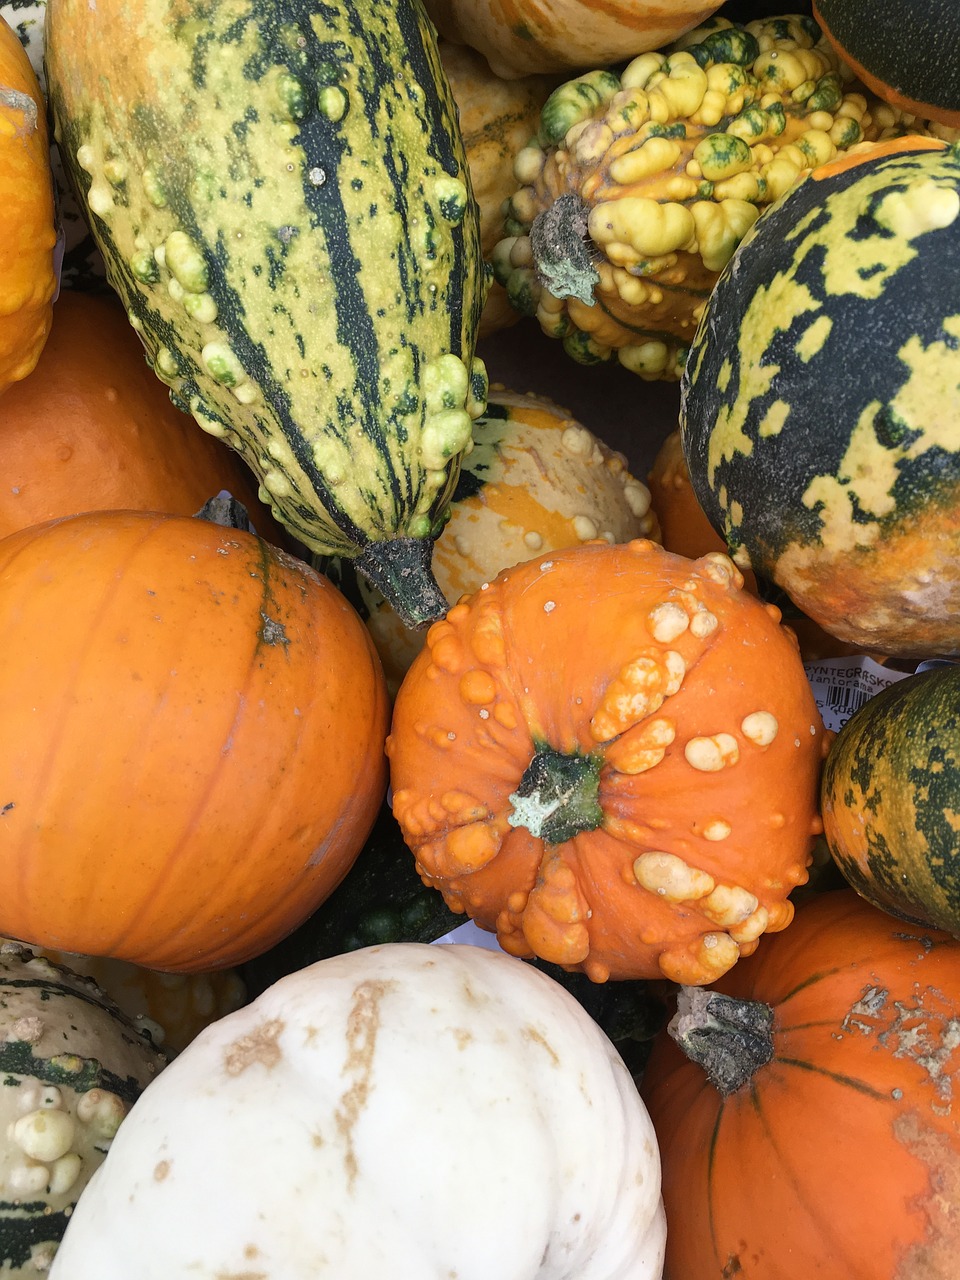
223,1017 -> 285,1076
335,979 -> 393,1189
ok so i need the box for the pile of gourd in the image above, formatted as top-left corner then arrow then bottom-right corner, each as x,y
2,0 -> 960,1275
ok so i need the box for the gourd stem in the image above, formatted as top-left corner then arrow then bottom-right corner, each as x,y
355,536 -> 450,631
530,193 -> 601,306
668,985 -> 774,1096
507,745 -> 604,845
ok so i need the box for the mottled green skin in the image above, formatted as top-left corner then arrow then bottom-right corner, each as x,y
44,0 -> 487,624
822,667 -> 960,938
814,0 -> 960,121
680,139 -> 960,653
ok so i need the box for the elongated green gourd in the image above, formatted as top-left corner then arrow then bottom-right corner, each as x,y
44,0 -> 488,626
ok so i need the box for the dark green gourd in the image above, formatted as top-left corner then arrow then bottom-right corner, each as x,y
44,0 -> 488,626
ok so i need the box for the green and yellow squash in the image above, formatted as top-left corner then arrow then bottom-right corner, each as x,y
681,136 -> 960,657
0,942 -> 165,1276
44,0 -> 488,627
438,39 -> 557,337
822,664 -> 960,939
814,0 -> 960,131
492,13 -> 955,380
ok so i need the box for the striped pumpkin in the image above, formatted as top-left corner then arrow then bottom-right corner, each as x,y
44,0 -> 488,628
822,665 -> 960,938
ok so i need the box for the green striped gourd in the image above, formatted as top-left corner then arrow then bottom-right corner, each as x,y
44,0 -> 488,627
0,942 -> 165,1276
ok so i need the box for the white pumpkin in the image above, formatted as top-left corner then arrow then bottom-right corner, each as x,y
49,943 -> 667,1279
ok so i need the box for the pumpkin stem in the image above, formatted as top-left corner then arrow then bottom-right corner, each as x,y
668,985 -> 774,1096
507,745 -> 604,845
354,536 -> 450,631
529,193 -> 600,307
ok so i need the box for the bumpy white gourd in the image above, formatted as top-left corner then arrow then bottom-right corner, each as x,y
49,943 -> 667,1279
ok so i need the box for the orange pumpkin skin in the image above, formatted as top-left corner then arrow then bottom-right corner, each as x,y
641,889 -> 960,1280
0,15 -> 57,394
0,510 -> 389,972
0,291 -> 289,545
388,539 -> 828,985
425,0 -> 722,78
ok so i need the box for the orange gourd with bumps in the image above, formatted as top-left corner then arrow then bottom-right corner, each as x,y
388,539 -> 828,985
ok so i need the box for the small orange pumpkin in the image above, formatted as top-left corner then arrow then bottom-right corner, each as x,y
0,14 -> 57,394
388,539 -> 828,985
641,889 -> 960,1279
0,290 -> 289,544
0,510 -> 389,972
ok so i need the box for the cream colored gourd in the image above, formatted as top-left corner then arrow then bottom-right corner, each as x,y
0,943 -> 166,1277
48,943 -> 667,1280
360,388 -> 660,693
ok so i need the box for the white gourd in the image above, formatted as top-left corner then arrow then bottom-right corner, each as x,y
49,943 -> 667,1279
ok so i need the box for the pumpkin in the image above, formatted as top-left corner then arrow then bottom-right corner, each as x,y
388,538 -> 828,985
0,290 -> 289,544
821,665 -> 960,939
45,0 -> 488,630
681,135 -> 960,657
0,0 -> 106,291
814,0 -> 960,130
47,942 -> 667,1279
0,509 -> 389,972
425,0 -> 723,79
0,942 -> 166,1277
360,388 -> 660,694
0,14 -> 57,395
438,39 -> 557,337
641,889 -> 960,1279
492,14 -> 954,381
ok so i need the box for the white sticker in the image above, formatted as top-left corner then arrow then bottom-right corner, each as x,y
432,919 -> 506,952
804,656 -> 910,734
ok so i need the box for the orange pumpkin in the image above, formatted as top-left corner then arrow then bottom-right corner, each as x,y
0,290 -> 289,544
0,14 -> 57,394
0,509 -> 389,972
641,889 -> 960,1279
388,539 -> 828,985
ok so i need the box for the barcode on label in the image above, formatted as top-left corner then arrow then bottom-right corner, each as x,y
823,683 -> 869,719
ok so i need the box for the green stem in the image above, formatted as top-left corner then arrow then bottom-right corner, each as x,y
508,745 -> 604,845
354,536 -> 449,630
